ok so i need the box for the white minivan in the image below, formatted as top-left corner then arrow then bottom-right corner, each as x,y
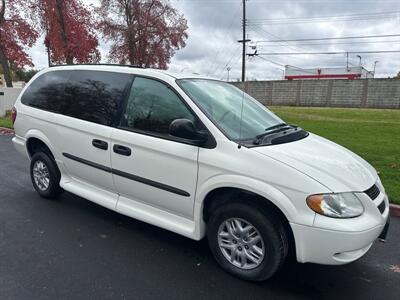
12,65 -> 389,281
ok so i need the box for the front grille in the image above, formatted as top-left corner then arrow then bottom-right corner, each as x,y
364,184 -> 380,200
378,201 -> 386,214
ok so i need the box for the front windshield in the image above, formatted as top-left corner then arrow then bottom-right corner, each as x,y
177,79 -> 284,140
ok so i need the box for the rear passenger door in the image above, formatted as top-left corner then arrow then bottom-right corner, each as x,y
56,70 -> 132,210
111,77 -> 200,219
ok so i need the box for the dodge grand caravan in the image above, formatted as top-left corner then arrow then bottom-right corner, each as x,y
12,65 -> 390,281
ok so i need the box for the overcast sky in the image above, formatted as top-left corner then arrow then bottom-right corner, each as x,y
29,0 -> 400,80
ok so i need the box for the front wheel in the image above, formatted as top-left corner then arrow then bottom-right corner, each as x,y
30,152 -> 63,199
207,202 -> 288,281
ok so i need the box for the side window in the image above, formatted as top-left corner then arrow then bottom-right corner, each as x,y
122,77 -> 196,135
21,71 -> 68,113
64,71 -> 131,126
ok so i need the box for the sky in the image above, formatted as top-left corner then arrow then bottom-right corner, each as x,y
28,0 -> 400,81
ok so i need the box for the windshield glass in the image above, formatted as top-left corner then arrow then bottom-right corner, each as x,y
177,79 -> 284,140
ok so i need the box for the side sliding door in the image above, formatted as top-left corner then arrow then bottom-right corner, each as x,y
111,76 -> 201,220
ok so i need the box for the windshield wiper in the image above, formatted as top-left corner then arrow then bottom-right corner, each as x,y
264,122 -> 288,132
253,123 -> 295,145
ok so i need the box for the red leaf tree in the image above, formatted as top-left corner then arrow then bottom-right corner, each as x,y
0,0 -> 39,87
97,0 -> 188,69
35,0 -> 101,65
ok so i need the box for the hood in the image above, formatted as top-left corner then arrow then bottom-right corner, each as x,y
253,133 -> 377,192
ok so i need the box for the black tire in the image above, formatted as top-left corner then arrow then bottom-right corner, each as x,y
207,202 -> 288,281
30,152 -> 63,199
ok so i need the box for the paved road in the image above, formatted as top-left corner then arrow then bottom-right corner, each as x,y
0,135 -> 399,300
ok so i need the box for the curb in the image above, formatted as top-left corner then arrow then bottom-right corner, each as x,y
0,127 -> 14,136
390,203 -> 400,217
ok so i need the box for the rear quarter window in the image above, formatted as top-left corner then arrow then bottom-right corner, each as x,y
21,69 -> 133,127
63,70 -> 132,126
21,71 -> 68,113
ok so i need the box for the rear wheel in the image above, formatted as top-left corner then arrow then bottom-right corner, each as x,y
207,202 -> 288,281
30,152 -> 63,199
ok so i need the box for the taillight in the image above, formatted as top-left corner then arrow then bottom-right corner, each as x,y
11,106 -> 17,124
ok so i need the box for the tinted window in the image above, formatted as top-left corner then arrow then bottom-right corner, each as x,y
64,71 -> 131,126
21,71 -> 67,112
122,77 -> 196,135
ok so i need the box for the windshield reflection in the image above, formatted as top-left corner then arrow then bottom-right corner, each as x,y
177,79 -> 284,140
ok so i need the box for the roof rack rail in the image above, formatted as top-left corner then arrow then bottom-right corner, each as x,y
49,63 -> 145,69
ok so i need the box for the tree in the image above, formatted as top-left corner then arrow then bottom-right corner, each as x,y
0,0 -> 38,87
395,72 -> 400,79
97,0 -> 188,69
34,0 -> 100,65
13,68 -> 39,82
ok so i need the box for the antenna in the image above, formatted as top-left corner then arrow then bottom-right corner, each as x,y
238,85 -> 246,148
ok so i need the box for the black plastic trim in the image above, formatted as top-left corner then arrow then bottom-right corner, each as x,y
117,126 -> 211,148
62,152 -> 190,197
92,139 -> 108,150
62,153 -> 112,173
113,144 -> 132,156
112,169 -> 190,197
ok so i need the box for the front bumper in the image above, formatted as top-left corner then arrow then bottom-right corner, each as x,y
378,218 -> 390,241
291,222 -> 385,265
291,182 -> 389,265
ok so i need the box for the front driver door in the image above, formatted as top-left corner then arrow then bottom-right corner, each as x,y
111,76 -> 200,219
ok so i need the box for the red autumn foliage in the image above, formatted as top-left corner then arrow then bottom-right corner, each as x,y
97,0 -> 188,69
0,0 -> 39,86
34,0 -> 100,65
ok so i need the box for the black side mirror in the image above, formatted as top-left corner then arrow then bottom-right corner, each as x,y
169,119 -> 208,144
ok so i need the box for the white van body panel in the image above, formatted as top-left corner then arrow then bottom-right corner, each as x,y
12,65 -> 389,266
111,127 -> 199,219
253,133 -> 377,192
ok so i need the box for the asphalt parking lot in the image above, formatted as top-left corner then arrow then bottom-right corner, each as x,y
0,135 -> 399,300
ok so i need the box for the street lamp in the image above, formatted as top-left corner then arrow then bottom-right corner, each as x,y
227,67 -> 231,82
373,61 -> 379,77
357,55 -> 362,66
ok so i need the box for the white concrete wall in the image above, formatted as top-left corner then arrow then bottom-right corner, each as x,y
0,88 -> 23,117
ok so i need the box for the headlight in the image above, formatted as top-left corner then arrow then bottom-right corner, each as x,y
306,193 -> 364,218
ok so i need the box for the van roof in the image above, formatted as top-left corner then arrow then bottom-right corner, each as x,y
48,64 -> 213,80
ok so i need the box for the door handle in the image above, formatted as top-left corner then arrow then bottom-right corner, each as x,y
113,144 -> 131,156
92,139 -> 108,150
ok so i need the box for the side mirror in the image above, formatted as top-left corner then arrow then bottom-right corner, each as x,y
169,119 -> 208,144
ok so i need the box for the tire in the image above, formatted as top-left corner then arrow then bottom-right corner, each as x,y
30,152 -> 63,199
207,202 -> 288,281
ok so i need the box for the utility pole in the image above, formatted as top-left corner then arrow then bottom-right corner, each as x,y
238,0 -> 250,82
227,67 -> 231,81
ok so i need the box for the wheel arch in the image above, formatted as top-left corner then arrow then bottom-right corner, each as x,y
195,176 -> 299,254
25,130 -> 57,159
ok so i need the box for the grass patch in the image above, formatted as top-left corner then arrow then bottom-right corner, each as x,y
270,106 -> 400,204
0,111 -> 13,129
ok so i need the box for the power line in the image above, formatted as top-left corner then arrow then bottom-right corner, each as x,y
254,39 -> 400,47
248,10 -> 400,22
215,47 -> 241,78
253,56 -> 321,75
252,50 -> 400,55
248,14 -> 400,25
249,25 -> 307,52
206,2 -> 242,76
213,44 -> 241,77
254,55 -> 285,67
255,34 -> 400,43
